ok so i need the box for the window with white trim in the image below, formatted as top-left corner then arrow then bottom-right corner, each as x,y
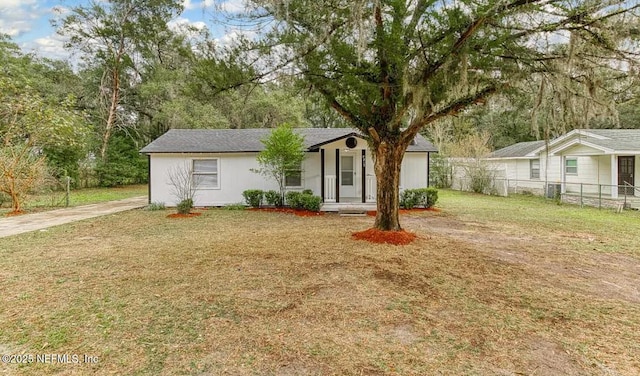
285,164 -> 303,187
565,158 -> 578,175
193,159 -> 219,189
530,159 -> 540,179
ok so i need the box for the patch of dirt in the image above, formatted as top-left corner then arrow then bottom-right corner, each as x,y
518,336 -> 587,376
403,214 -> 640,304
352,228 -> 417,245
386,324 -> 421,346
166,212 -> 202,218
249,207 -> 324,217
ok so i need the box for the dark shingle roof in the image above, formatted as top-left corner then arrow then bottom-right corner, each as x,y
574,129 -> 640,152
489,140 -> 546,158
140,128 -> 437,154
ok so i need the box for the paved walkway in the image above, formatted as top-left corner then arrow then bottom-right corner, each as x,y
0,196 -> 148,238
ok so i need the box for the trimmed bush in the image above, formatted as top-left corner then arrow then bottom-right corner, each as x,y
286,191 -> 303,208
147,202 -> 166,211
412,187 -> 438,208
225,203 -> 247,210
264,190 -> 283,207
302,189 -> 314,196
400,190 -> 418,209
300,194 -> 322,212
242,189 -> 264,208
400,187 -> 438,209
176,198 -> 193,214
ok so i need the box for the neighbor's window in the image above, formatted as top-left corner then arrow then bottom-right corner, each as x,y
285,164 -> 302,187
565,158 -> 578,175
530,159 -> 540,179
193,159 -> 219,189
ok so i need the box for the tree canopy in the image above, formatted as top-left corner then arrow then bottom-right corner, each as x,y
226,0 -> 640,230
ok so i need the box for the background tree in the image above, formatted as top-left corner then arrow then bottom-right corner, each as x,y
253,124 -> 305,204
231,0 -> 640,231
54,0 -> 183,161
0,77 -> 86,212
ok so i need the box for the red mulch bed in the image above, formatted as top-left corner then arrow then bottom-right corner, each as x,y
248,207 -> 324,217
352,228 -> 417,245
166,212 -> 202,218
366,207 -> 441,216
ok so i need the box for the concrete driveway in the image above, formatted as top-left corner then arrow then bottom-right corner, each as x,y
0,196 -> 148,238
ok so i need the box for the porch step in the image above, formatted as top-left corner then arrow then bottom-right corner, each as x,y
338,209 -> 368,217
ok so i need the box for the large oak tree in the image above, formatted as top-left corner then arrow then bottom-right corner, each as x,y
234,0 -> 640,231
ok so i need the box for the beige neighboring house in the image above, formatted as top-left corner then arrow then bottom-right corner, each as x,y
458,129 -> 640,208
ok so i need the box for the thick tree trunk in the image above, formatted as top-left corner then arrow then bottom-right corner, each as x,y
373,140 -> 406,231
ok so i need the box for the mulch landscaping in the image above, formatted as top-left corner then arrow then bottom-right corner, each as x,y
352,228 -> 418,245
166,212 -> 203,218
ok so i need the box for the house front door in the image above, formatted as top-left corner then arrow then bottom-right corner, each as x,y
618,156 -> 635,195
340,154 -> 356,198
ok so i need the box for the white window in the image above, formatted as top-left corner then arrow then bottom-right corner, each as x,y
285,164 -> 302,187
565,158 -> 578,175
530,159 -> 540,179
193,159 -> 219,189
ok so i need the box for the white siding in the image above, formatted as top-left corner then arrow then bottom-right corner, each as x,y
401,153 -> 429,189
149,138 -> 430,206
150,153 -> 280,206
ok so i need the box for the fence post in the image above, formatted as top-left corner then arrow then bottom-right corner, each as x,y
66,176 -> 71,207
598,184 -> 602,210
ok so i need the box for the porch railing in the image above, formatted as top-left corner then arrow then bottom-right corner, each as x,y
366,175 -> 376,202
325,175 -> 336,202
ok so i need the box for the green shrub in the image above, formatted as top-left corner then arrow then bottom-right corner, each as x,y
264,190 -> 283,207
412,187 -> 438,208
176,198 -> 193,214
147,202 -> 166,211
300,194 -> 322,212
242,189 -> 264,208
302,189 -> 314,195
400,188 -> 438,209
225,203 -> 247,210
286,191 -> 303,209
400,190 -> 418,209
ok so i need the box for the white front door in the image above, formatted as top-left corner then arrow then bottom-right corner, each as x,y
340,154 -> 356,197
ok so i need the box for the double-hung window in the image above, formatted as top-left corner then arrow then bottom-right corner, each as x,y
193,159 -> 219,189
285,164 -> 303,187
530,159 -> 540,179
565,158 -> 578,175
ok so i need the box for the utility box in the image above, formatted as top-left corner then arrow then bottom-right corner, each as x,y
546,183 -> 562,199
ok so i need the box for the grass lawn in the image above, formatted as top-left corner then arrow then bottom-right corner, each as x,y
0,185 -> 147,215
1,190 -> 639,375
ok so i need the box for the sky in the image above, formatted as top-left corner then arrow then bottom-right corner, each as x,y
0,0 -> 243,61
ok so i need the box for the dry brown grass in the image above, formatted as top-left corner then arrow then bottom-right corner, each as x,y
1,195 -> 640,375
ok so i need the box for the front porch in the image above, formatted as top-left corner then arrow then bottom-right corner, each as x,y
320,201 -> 377,212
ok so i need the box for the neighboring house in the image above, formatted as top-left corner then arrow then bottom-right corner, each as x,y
140,128 -> 437,209
476,129 -> 640,206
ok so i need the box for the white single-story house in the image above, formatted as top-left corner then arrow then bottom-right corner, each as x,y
473,129 -> 640,206
140,128 -> 437,209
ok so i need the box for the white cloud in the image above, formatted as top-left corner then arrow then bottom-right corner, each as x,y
21,33 -> 71,62
219,0 -> 245,13
182,0 -> 197,10
0,0 -> 48,38
0,0 -> 37,8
